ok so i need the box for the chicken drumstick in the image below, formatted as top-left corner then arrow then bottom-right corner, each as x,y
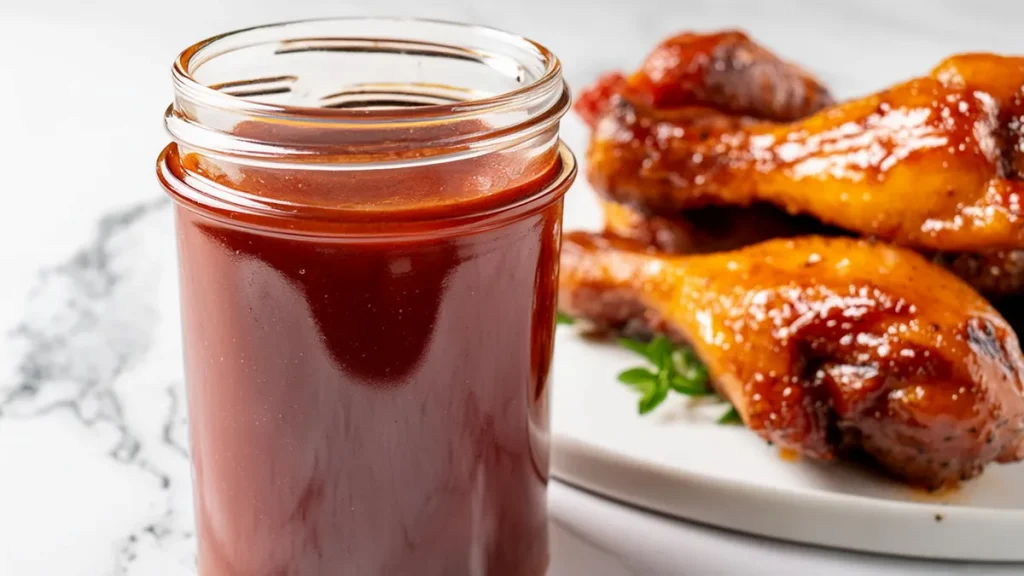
587,54 -> 1024,252
574,30 -> 834,127
559,232 -> 1024,488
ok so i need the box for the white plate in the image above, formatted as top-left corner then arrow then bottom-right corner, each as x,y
550,332 -> 1024,561
552,117 -> 1024,561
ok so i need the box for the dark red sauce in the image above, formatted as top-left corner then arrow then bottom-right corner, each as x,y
159,134 -> 573,575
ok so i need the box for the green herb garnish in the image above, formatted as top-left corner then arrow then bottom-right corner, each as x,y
617,335 -> 740,424
616,335 -> 712,414
718,405 -> 743,425
556,311 -> 576,325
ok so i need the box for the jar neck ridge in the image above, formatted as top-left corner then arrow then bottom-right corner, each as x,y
165,18 -> 570,169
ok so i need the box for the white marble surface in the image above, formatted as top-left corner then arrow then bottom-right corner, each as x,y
2,1 -> 1024,574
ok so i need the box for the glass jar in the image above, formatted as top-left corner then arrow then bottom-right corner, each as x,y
157,18 -> 575,576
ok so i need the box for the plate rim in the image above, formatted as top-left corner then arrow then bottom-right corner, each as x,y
552,433 -> 1024,562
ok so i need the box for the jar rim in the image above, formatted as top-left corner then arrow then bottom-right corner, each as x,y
172,16 -> 564,123
158,141 -> 577,239
166,17 -> 571,164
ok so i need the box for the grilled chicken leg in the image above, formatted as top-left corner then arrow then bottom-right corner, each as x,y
559,232 -> 1024,487
574,30 -> 834,127
587,54 -> 1024,252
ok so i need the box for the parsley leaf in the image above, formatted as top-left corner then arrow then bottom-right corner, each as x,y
556,311 -> 576,325
616,335 -> 740,424
718,406 -> 743,425
617,367 -> 658,385
618,337 -> 653,360
639,386 -> 669,414
617,335 -> 711,414
648,336 -> 672,369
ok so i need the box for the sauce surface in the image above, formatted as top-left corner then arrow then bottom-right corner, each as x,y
162,137 -> 569,575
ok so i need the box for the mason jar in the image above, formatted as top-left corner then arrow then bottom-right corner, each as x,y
157,17 -> 575,576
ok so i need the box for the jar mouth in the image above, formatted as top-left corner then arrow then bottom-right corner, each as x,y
174,17 -> 563,120
167,17 -> 570,163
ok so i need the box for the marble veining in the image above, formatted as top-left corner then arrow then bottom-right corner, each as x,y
3,199 -> 167,418
0,198 -> 197,575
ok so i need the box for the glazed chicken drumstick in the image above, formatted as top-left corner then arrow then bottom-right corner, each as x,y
574,30 -> 834,127
586,54 -> 1024,253
559,232 -> 1024,488
578,31 -> 845,260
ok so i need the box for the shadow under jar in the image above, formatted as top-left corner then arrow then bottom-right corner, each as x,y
157,18 -> 575,576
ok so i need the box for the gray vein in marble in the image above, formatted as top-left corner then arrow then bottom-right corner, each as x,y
0,197 -> 197,575
2,198 -> 167,415
162,386 -> 190,461
114,383 -> 195,576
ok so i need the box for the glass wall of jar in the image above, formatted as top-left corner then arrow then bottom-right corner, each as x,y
157,18 -> 575,576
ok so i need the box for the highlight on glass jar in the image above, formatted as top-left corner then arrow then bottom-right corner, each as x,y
157,18 -> 575,576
